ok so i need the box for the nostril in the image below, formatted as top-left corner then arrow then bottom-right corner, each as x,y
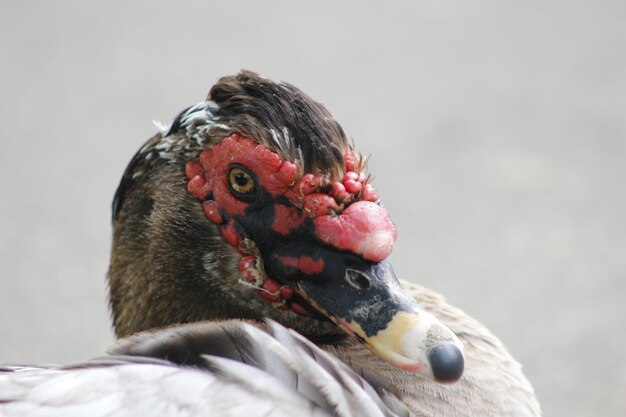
428,343 -> 464,383
345,269 -> 372,291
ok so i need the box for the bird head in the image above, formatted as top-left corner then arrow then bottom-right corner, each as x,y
109,71 -> 464,383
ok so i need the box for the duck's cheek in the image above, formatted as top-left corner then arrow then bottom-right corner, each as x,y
274,256 -> 325,275
237,254 -> 322,318
269,204 -> 306,235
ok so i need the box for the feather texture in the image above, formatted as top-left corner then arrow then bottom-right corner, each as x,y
0,282 -> 540,416
0,321 -> 401,417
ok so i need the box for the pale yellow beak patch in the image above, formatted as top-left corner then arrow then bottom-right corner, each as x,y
340,309 -> 464,380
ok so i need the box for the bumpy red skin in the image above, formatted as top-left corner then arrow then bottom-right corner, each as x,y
238,255 -> 309,315
314,201 -> 396,263
186,134 -> 397,307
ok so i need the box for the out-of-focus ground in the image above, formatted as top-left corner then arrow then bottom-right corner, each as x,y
1,2 -> 624,416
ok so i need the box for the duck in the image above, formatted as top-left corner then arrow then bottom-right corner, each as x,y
0,71 -> 541,417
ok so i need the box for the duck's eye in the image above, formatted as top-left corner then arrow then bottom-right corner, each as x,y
228,165 -> 256,199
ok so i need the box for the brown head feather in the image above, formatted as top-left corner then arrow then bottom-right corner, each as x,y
207,70 -> 349,179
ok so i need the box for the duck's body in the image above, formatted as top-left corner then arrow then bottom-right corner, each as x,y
0,285 -> 538,417
0,71 -> 540,416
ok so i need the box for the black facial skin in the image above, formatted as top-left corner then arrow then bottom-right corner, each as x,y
296,260 -> 417,337
225,179 -> 417,338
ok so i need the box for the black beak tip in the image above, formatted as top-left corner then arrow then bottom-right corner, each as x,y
428,343 -> 465,383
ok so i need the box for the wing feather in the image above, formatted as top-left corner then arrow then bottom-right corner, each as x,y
0,321 -> 399,417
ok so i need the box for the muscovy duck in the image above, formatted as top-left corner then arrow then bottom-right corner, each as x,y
0,71 -> 541,416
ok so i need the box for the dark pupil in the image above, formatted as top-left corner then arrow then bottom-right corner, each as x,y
234,172 -> 249,187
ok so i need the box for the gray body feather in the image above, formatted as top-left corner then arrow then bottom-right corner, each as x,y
0,283 -> 540,416
0,321 -> 400,417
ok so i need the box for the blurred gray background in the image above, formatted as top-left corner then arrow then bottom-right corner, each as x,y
1,1 -> 624,416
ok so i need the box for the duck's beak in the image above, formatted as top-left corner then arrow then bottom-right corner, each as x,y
296,260 -> 464,383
